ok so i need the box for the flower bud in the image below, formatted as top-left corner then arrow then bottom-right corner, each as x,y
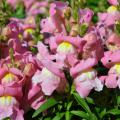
70,24 -> 79,37
23,63 -> 36,77
63,7 -> 71,19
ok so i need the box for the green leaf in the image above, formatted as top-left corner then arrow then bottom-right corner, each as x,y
86,97 -> 95,105
65,111 -> 70,120
115,22 -> 120,35
52,113 -> 64,120
71,110 -> 89,119
73,93 -> 91,114
12,4 -> 25,18
90,114 -> 98,120
100,108 -> 106,119
44,118 -> 51,120
67,101 -> 73,111
117,96 -> 120,105
107,109 -> 120,115
32,97 -> 58,118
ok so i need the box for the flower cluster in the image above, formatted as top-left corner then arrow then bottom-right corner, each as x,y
1,0 -> 120,119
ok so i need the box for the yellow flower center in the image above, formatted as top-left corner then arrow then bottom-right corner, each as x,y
25,28 -> 34,34
115,63 -> 120,74
0,96 -> 12,106
107,6 -> 117,13
107,44 -> 119,51
83,68 -> 95,79
2,73 -> 17,84
57,41 -> 75,54
18,34 -> 23,41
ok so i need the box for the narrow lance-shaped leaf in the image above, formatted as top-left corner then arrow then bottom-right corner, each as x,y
32,97 -> 58,118
71,110 -> 89,119
73,92 -> 91,114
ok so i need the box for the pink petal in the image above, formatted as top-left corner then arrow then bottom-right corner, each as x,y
70,58 -> 97,76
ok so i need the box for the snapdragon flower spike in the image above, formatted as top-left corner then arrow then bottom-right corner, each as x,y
0,95 -> 24,120
70,58 -> 103,98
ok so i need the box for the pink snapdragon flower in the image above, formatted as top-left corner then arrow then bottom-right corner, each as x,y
106,33 -> 120,51
70,58 -> 103,98
98,6 -> 120,27
33,41 -> 67,95
32,68 -> 61,96
40,2 -> 68,34
24,74 -> 45,110
0,67 -> 25,98
0,96 -> 24,120
101,50 -> 120,88
101,50 -> 120,68
82,33 -> 104,60
3,21 -> 23,39
79,8 -> 94,24
96,21 -> 110,44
